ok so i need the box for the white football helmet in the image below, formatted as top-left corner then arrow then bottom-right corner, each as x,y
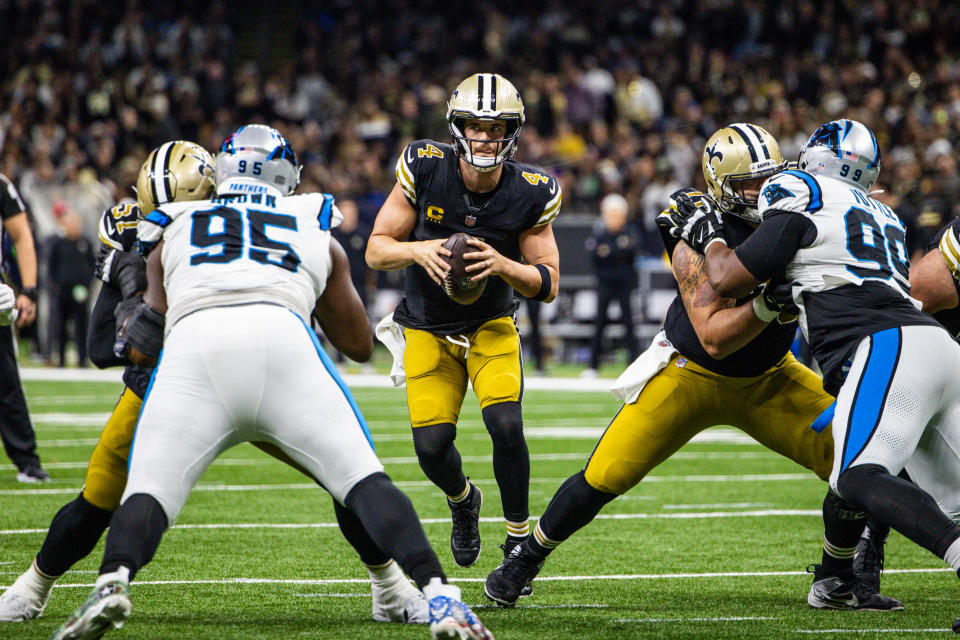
798,119 -> 881,192
447,73 -> 525,172
216,124 -> 301,195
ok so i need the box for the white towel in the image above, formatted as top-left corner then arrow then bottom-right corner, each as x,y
609,330 -> 678,404
375,313 -> 406,387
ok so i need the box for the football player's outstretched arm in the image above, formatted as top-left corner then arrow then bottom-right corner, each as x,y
142,243 -> 167,313
704,241 -> 760,300
465,222 -> 560,302
673,242 -> 770,359
315,238 -> 373,363
910,248 -> 959,313
365,183 -> 450,286
3,211 -> 38,327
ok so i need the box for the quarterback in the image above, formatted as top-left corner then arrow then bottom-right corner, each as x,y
681,118 -> 960,631
486,123 -> 897,611
367,73 -> 560,570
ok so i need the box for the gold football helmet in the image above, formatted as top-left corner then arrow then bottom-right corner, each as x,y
702,123 -> 786,222
447,73 -> 525,172
136,140 -> 215,215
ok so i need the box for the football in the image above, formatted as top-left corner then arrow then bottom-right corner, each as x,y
441,232 -> 486,305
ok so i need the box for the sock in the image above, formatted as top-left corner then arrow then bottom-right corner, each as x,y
96,566 -> 130,588
820,491 -> 864,574
422,577 -> 459,601
529,522 -> 560,560
448,481 -> 471,504
505,518 -> 529,541
944,538 -> 960,571
35,493 -> 114,577
366,559 -> 406,588
14,560 -> 58,597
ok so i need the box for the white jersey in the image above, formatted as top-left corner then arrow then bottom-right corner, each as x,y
138,185 -> 342,329
757,169 -> 915,322
755,169 -> 938,394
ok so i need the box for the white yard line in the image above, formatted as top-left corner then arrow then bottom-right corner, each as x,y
4,567 -> 948,591
795,630 -> 948,634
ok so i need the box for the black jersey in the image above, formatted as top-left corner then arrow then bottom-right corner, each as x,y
89,202 -> 152,398
663,213 -> 797,377
392,140 -> 561,335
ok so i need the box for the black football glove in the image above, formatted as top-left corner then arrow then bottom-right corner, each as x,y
752,281 -> 799,324
656,189 -> 726,255
113,294 -> 143,359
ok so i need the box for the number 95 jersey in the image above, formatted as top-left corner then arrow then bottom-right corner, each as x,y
138,188 -> 342,329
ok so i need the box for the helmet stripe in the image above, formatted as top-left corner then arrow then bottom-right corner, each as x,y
151,141 -> 173,205
477,74 -> 484,111
489,73 -> 497,111
744,124 -> 772,161
728,125 -> 759,162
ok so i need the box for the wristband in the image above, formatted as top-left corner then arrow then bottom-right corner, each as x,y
704,237 -> 728,251
21,287 -> 38,303
532,264 -> 552,301
751,295 -> 779,323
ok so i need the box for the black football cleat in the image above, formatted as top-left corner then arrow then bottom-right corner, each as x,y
448,483 -> 482,567
853,523 -> 903,611
485,542 -> 543,607
501,540 -> 534,597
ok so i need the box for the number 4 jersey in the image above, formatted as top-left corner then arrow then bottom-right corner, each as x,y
137,185 -> 342,329
752,169 -> 939,394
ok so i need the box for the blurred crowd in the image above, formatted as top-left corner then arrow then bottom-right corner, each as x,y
3,0 -> 960,335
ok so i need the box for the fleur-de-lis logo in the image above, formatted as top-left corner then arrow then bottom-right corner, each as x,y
705,141 -> 723,180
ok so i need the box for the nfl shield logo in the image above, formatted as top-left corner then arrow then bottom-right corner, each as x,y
465,215 -> 477,227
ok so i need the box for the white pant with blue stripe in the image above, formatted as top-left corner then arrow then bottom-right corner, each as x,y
830,324 -> 960,520
122,304 -> 384,525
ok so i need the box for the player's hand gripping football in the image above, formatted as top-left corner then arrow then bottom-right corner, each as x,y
463,237 -> 503,281
411,238 -> 452,286
656,188 -> 726,255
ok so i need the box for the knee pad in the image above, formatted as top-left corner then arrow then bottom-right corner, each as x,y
412,423 -> 457,463
482,402 -> 523,444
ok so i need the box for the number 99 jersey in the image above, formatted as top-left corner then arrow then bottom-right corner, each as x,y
756,169 -> 939,392
138,187 -> 342,329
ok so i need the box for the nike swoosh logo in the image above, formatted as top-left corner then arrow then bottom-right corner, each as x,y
549,181 -> 557,195
406,147 -> 415,164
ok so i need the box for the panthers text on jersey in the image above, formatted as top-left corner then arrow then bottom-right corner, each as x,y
754,169 -> 939,392
137,184 -> 342,329
393,140 -> 561,335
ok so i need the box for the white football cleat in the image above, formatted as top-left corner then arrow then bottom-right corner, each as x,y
423,579 -> 494,640
0,567 -> 54,621
371,566 -> 428,623
50,578 -> 131,640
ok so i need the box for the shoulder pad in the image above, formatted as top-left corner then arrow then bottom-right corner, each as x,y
395,140 -> 447,206
294,192 -> 341,230
515,169 -> 561,226
98,202 -> 140,251
939,218 -> 960,283
758,170 -> 823,220
136,201 -> 191,256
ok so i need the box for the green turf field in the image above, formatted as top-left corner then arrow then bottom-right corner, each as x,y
1,376 -> 957,639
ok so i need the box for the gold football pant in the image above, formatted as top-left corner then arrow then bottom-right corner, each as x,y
82,387 -> 142,510
584,352 -> 835,495
403,317 -> 523,427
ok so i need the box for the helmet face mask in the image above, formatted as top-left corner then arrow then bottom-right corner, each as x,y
447,73 -> 525,173
216,124 -> 301,195
136,140 -> 215,215
798,119 -> 881,192
702,123 -> 786,223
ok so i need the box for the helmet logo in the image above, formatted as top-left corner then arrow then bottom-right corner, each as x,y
705,141 -> 723,165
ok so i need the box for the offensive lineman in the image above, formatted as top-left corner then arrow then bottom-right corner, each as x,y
1,141 -> 429,629
50,125 -> 492,640
366,73 -> 561,569
678,118 -> 960,631
485,123 -> 897,611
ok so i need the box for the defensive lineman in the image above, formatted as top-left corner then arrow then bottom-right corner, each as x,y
671,118 -> 960,630
50,125 -> 492,640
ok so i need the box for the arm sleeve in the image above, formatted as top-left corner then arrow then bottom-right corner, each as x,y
734,213 -> 816,282
87,284 -> 126,369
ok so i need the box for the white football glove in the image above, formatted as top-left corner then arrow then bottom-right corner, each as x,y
0,283 -> 18,326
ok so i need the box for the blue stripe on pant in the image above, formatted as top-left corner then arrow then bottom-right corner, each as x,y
840,327 -> 901,473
